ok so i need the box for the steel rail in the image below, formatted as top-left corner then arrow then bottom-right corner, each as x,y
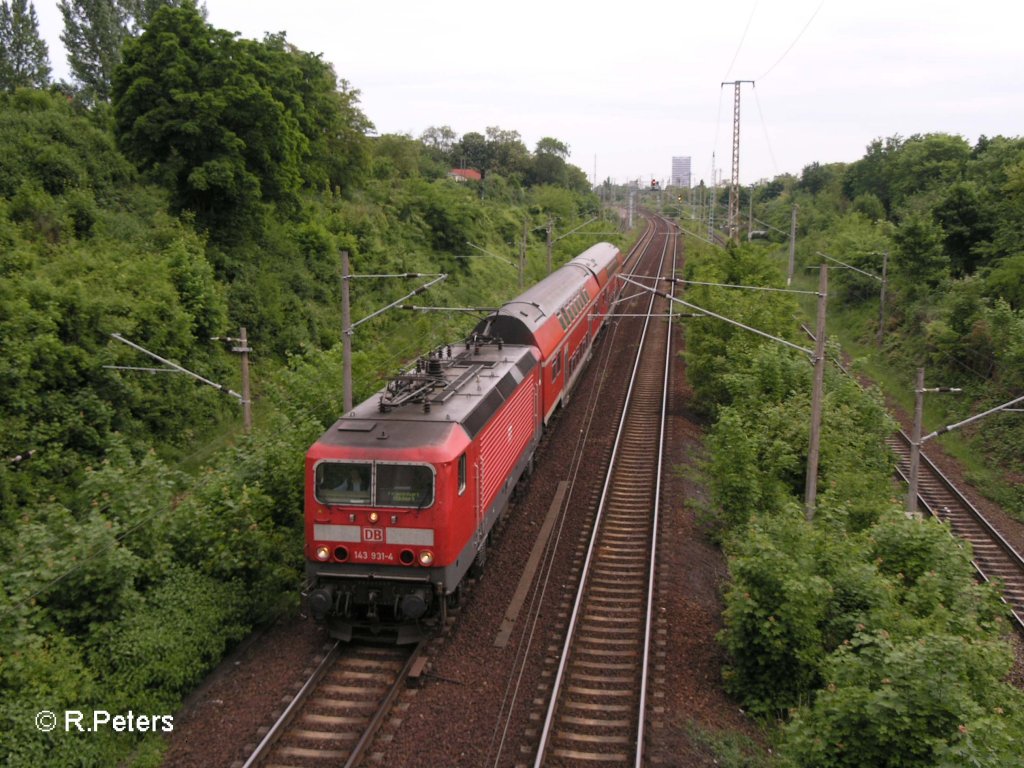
241,640 -> 423,768
533,216 -> 671,767
342,641 -> 426,768
241,640 -> 342,768
888,431 -> 1024,632
635,216 -> 677,768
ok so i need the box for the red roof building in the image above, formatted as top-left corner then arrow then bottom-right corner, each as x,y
447,168 -> 482,182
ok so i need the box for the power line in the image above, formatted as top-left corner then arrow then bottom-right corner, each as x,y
723,0 -> 759,82
12,318 -> 467,610
714,1 -> 758,164
752,85 -> 780,177
758,0 -> 826,80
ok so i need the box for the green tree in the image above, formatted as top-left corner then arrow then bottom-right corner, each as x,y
59,0 -> 132,104
842,135 -> 902,214
891,210 -> 948,301
113,2 -> 307,237
535,136 -> 569,159
123,0 -> 185,30
420,124 -> 457,164
251,32 -> 370,192
486,125 -> 530,181
798,161 -> 843,196
528,184 -> 576,224
719,513 -> 833,716
0,0 -> 50,90
932,181 -> 991,277
528,138 -> 572,187
985,253 -> 1024,310
889,133 -> 970,206
850,192 -> 884,222
453,130 -> 488,173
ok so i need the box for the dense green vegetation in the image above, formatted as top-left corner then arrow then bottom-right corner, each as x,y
670,129 -> 1024,766
0,3 -> 621,764
677,234 -> 1024,767
745,133 -> 1024,516
3,0 -> 1021,764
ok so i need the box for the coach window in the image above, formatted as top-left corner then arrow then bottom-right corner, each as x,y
377,463 -> 434,508
551,351 -> 562,382
458,453 -> 467,495
315,461 -> 372,506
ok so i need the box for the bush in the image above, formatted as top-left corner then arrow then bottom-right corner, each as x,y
92,567 -> 249,711
783,630 -> 1023,768
719,513 -> 833,716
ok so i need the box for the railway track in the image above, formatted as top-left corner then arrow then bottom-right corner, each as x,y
530,217 -> 677,767
887,431 -> 1024,632
242,222 -> 672,768
241,641 -> 423,768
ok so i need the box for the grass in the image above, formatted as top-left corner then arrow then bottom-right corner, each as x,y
683,720 -> 777,768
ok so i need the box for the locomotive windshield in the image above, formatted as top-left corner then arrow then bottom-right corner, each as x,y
315,462 -> 372,506
376,464 -> 434,508
313,461 -> 433,508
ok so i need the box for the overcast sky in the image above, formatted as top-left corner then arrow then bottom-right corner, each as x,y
34,0 -> 1024,187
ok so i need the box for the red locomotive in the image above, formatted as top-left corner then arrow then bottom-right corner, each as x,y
304,242 -> 624,642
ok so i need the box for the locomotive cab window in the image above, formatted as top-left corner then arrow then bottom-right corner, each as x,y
315,462 -> 372,506
377,463 -> 434,508
458,453 -> 467,495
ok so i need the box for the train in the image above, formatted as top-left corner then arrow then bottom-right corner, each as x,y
303,242 -> 625,642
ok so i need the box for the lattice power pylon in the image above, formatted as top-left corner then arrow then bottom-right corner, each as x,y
722,80 -> 754,242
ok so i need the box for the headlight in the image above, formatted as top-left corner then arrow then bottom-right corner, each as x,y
368,511 -> 379,524
418,549 -> 434,566
315,545 -> 330,561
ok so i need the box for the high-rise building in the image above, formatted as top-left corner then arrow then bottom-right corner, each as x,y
671,156 -> 692,188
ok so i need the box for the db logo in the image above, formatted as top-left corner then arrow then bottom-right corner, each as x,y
362,527 -> 384,542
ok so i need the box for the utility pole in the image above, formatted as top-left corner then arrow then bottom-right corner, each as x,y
211,328 -> 253,432
909,385 -> 1019,518
236,327 -> 252,432
520,219 -> 528,289
787,204 -> 798,286
907,369 -> 971,515
816,249 -> 889,349
340,265 -> 449,415
908,368 -> 925,516
804,264 -> 828,521
722,80 -> 754,242
747,188 -> 753,241
877,250 -> 889,349
546,218 -> 553,275
341,250 -> 353,414
708,153 -> 716,240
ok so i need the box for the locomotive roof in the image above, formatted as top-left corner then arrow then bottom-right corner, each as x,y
315,342 -> 539,450
472,241 -> 619,346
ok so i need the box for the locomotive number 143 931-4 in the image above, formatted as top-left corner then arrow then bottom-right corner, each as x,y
353,548 -> 394,562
